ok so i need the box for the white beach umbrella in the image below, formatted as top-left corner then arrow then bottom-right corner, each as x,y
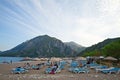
32,58 -> 41,61
104,56 -> 117,61
21,57 -> 32,61
40,58 -> 48,61
76,57 -> 86,60
50,57 -> 62,62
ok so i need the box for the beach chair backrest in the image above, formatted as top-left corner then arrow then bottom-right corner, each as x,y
70,61 -> 78,68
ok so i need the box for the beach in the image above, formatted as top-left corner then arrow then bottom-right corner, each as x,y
0,61 -> 120,80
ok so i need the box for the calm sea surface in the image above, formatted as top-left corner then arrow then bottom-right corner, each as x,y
0,57 -> 23,63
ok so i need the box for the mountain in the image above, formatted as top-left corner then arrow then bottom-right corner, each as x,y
78,37 -> 120,56
64,41 -> 86,53
0,35 -> 76,57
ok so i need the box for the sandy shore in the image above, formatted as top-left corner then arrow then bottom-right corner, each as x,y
0,61 -> 120,80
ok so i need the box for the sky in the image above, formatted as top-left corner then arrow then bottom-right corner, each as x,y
0,0 -> 120,51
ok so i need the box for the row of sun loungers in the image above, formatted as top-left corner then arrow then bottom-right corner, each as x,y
11,63 -> 45,74
99,67 -> 120,74
89,63 -> 120,74
68,61 -> 120,74
68,61 -> 89,74
11,60 -> 120,74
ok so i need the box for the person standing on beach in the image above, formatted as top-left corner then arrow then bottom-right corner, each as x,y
10,60 -> 12,64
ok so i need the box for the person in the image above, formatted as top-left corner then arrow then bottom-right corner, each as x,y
50,65 -> 56,74
10,60 -> 12,64
27,63 -> 30,66
54,63 -> 58,69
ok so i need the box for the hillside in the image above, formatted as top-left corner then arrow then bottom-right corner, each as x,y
0,35 -> 76,57
102,39 -> 120,59
65,41 -> 86,53
79,37 -> 120,59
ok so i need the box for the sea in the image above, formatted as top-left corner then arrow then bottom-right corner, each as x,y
0,57 -> 23,63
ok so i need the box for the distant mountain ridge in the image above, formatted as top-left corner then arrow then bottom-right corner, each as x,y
65,41 -> 86,53
1,35 -> 119,58
78,37 -> 120,56
0,35 -> 77,57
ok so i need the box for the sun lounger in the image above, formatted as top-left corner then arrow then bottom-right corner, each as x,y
72,68 -> 79,73
109,68 -> 120,74
96,67 -> 114,73
78,68 -> 89,73
55,67 -> 61,73
31,65 -> 40,70
89,63 -> 100,69
70,61 -> 78,68
11,67 -> 28,74
68,67 -> 75,72
101,67 -> 120,74
117,69 -> 120,74
45,62 -> 51,66
45,67 -> 52,74
95,65 -> 108,73
69,67 -> 89,73
24,66 -> 31,70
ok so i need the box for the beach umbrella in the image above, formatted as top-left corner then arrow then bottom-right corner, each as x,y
99,56 -> 104,59
39,58 -> 48,61
86,56 -> 90,59
104,56 -> 117,67
50,57 -> 62,62
104,56 -> 117,61
32,58 -> 41,61
21,57 -> 32,61
76,57 -> 86,60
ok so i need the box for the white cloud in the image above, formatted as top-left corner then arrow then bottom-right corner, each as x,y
1,0 -> 120,50
30,0 -> 120,46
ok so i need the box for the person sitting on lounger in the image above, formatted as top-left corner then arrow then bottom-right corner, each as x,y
50,65 -> 57,74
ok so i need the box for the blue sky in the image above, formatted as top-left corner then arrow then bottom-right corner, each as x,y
0,0 -> 120,51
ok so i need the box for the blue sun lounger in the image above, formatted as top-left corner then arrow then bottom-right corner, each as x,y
69,66 -> 89,74
78,68 -> 89,73
101,67 -> 120,74
70,61 -> 78,68
31,65 -> 40,70
59,61 -> 66,70
11,67 -> 28,74
45,67 -> 52,74
95,65 -> 108,73
72,67 -> 89,73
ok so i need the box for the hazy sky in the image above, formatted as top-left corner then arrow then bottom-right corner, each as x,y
0,0 -> 120,51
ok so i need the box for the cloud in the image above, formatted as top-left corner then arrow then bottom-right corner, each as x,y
0,0 -> 120,50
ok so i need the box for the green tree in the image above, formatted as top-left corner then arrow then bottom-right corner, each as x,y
102,40 -> 120,59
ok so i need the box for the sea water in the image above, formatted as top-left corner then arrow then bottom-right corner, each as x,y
0,57 -> 23,63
